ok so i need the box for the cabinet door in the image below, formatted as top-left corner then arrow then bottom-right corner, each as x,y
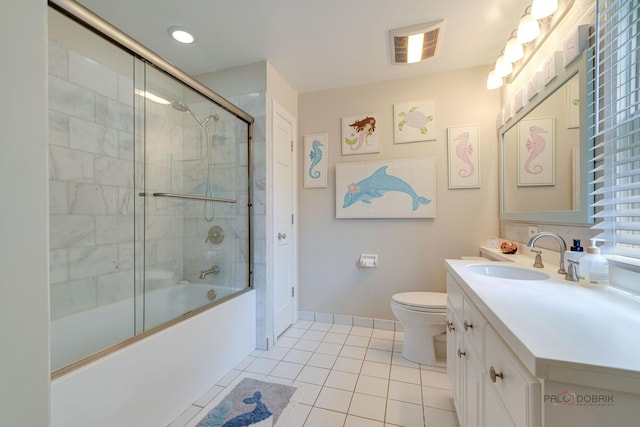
447,307 -> 464,418
485,326 -> 541,427
485,380 -> 516,427
465,347 -> 484,427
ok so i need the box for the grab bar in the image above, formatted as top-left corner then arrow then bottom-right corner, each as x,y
139,192 -> 237,204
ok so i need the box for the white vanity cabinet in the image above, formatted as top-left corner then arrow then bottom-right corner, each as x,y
484,325 -> 540,427
445,258 -> 640,427
447,273 -> 540,427
447,274 -> 485,427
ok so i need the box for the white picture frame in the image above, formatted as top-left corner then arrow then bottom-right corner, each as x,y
303,133 -> 328,188
393,100 -> 436,143
447,125 -> 480,189
335,157 -> 436,219
518,117 -> 555,186
341,113 -> 380,155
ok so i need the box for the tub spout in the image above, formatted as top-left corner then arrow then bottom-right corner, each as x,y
199,265 -> 220,280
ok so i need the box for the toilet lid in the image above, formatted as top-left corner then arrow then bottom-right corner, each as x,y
392,292 -> 447,311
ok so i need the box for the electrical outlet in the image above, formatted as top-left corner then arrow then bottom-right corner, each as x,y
528,226 -> 539,237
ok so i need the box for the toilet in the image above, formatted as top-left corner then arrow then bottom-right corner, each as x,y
391,292 -> 447,366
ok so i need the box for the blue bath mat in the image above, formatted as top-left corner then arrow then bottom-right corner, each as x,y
197,377 -> 298,427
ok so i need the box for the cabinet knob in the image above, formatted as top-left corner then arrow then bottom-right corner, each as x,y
457,348 -> 466,358
464,320 -> 473,331
489,366 -> 504,383
447,321 -> 455,332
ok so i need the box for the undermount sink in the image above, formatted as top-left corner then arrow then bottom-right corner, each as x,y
466,264 -> 550,281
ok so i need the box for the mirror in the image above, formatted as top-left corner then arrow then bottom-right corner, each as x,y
499,50 -> 593,224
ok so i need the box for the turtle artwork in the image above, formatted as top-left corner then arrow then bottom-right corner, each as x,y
397,106 -> 433,135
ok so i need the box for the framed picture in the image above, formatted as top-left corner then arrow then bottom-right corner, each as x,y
335,157 -> 436,219
447,125 -> 480,189
518,117 -> 555,186
393,100 -> 436,143
303,133 -> 328,188
341,113 -> 380,155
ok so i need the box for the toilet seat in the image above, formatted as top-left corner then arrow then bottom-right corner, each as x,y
391,292 -> 447,313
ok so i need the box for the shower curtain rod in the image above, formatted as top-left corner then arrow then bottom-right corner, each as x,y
48,0 -> 254,125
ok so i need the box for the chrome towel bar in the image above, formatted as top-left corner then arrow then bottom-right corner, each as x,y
139,192 -> 237,204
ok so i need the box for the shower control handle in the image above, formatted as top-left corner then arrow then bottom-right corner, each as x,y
278,232 -> 287,241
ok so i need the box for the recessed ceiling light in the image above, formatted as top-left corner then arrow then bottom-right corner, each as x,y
168,26 -> 195,44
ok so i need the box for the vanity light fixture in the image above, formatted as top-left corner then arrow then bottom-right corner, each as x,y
504,32 -> 524,63
495,51 -> 513,78
486,0 -> 574,90
517,9 -> 540,44
531,0 -> 559,20
168,26 -> 195,44
389,20 -> 445,65
486,70 -> 504,90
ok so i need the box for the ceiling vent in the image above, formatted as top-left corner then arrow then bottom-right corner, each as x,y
390,19 -> 445,65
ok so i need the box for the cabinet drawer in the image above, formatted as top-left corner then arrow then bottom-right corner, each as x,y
485,326 -> 541,427
462,298 -> 485,357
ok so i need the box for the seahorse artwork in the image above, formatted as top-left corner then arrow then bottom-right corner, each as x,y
342,166 -> 431,211
454,131 -> 475,177
308,139 -> 323,179
524,125 -> 547,174
344,116 -> 376,151
221,391 -> 272,427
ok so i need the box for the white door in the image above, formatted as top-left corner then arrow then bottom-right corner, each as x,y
273,101 -> 296,339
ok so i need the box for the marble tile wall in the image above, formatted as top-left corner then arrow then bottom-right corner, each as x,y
48,39 -> 253,322
48,40 -> 138,319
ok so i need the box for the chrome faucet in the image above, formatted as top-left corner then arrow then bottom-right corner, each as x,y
199,265 -> 220,280
527,232 -> 567,275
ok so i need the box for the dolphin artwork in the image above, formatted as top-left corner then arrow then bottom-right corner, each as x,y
343,166 -> 431,211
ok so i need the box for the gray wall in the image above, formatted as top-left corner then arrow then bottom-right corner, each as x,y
0,0 -> 51,425
298,66 -> 501,320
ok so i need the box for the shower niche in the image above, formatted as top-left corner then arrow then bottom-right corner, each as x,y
48,7 -> 252,373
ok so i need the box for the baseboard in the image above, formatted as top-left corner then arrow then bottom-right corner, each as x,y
297,311 -> 403,332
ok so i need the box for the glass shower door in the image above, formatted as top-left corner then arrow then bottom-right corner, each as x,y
140,65 -> 250,331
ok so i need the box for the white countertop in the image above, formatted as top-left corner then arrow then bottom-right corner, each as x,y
445,255 -> 640,393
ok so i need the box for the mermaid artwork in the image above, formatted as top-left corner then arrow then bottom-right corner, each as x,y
344,116 -> 376,151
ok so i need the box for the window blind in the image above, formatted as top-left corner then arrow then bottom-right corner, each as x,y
591,0 -> 640,260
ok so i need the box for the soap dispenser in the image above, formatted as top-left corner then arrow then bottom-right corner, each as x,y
564,239 -> 585,271
578,238 -> 609,289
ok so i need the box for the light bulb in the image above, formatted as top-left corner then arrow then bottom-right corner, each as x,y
504,37 -> 524,63
517,14 -> 540,44
168,27 -> 195,44
495,55 -> 513,78
407,33 -> 425,63
487,70 -> 503,90
531,0 -> 558,20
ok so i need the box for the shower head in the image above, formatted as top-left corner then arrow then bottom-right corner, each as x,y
171,101 -> 190,112
171,101 -> 219,125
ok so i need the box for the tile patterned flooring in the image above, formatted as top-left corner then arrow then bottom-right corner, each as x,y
169,320 -> 459,427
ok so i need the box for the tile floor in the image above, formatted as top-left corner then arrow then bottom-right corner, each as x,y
169,320 -> 459,427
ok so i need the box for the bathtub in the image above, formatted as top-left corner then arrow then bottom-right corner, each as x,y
51,283 -> 238,371
51,286 -> 255,427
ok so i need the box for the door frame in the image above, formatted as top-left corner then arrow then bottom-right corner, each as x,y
268,99 -> 298,347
